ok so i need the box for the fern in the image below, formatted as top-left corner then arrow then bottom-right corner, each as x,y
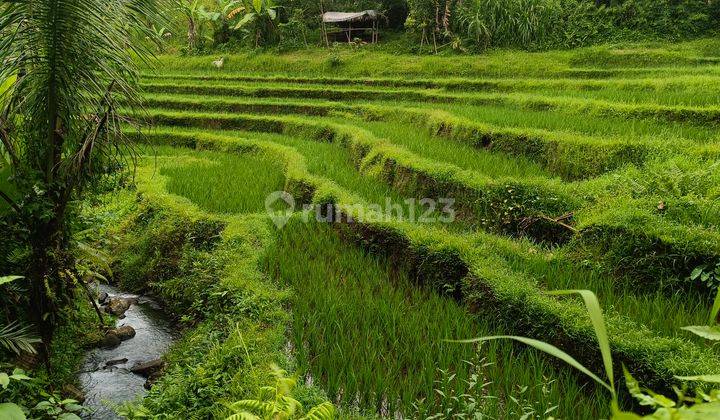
301,402 -> 335,420
226,413 -> 261,420
226,364 -> 334,420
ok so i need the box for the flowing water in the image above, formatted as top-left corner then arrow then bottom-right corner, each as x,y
79,285 -> 175,419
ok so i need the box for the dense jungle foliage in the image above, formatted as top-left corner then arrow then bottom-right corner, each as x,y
162,0 -> 720,53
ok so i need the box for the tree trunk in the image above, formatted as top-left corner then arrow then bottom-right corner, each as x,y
27,209 -> 67,368
443,0 -> 452,33
435,1 -> 441,34
188,18 -> 197,50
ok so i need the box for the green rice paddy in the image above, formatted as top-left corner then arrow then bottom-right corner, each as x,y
127,41 -> 720,417
157,147 -> 286,214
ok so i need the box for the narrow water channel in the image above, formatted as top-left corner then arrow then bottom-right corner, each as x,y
79,285 -> 175,419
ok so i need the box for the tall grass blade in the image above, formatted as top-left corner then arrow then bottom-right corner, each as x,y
547,290 -> 614,393
451,335 -> 612,393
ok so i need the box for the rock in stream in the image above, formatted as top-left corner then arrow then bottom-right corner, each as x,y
79,285 -> 175,419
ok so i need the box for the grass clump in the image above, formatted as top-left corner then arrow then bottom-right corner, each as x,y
573,198 -> 720,293
470,231 -> 713,343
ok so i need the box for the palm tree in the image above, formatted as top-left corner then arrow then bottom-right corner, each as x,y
0,0 -> 161,359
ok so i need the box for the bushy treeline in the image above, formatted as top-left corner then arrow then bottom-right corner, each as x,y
405,0 -> 720,51
169,0 -> 720,53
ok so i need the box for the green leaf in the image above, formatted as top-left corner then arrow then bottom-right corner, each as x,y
709,288 -> 720,325
9,368 -> 30,382
624,366 -> 675,409
0,372 -> 9,389
0,403 -> 26,420
302,401 -> 335,420
63,403 -> 84,413
691,266 -> 705,280
682,325 -> 720,341
624,366 -> 653,406
33,401 -> 52,410
676,401 -> 720,418
674,374 -> 720,383
450,335 -> 613,393
0,276 -> 23,286
547,290 -> 614,392
233,13 -> 255,29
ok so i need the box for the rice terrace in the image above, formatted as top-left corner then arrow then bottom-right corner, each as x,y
4,1 -> 720,419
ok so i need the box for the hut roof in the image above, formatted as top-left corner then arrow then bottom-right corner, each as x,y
322,10 -> 379,23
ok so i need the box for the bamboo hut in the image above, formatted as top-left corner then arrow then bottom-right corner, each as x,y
321,10 -> 380,45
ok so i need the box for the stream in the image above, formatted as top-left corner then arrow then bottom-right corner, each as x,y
79,285 -> 175,419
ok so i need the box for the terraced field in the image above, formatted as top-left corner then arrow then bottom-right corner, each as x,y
122,48 -> 720,417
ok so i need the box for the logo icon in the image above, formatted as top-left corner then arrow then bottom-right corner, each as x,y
265,191 -> 295,229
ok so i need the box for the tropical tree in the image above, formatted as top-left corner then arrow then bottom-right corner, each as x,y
208,0 -> 243,45
233,0 -> 280,48
405,0 -> 452,51
0,0 -> 161,359
177,0 -> 212,51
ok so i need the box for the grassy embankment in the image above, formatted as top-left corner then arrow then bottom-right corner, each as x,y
100,39 -> 720,416
93,143 -> 612,417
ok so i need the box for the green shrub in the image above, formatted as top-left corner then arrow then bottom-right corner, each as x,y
407,0 -> 718,51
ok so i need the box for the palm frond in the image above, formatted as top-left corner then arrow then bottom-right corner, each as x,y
0,321 -> 41,355
0,0 -> 162,190
0,275 -> 22,286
